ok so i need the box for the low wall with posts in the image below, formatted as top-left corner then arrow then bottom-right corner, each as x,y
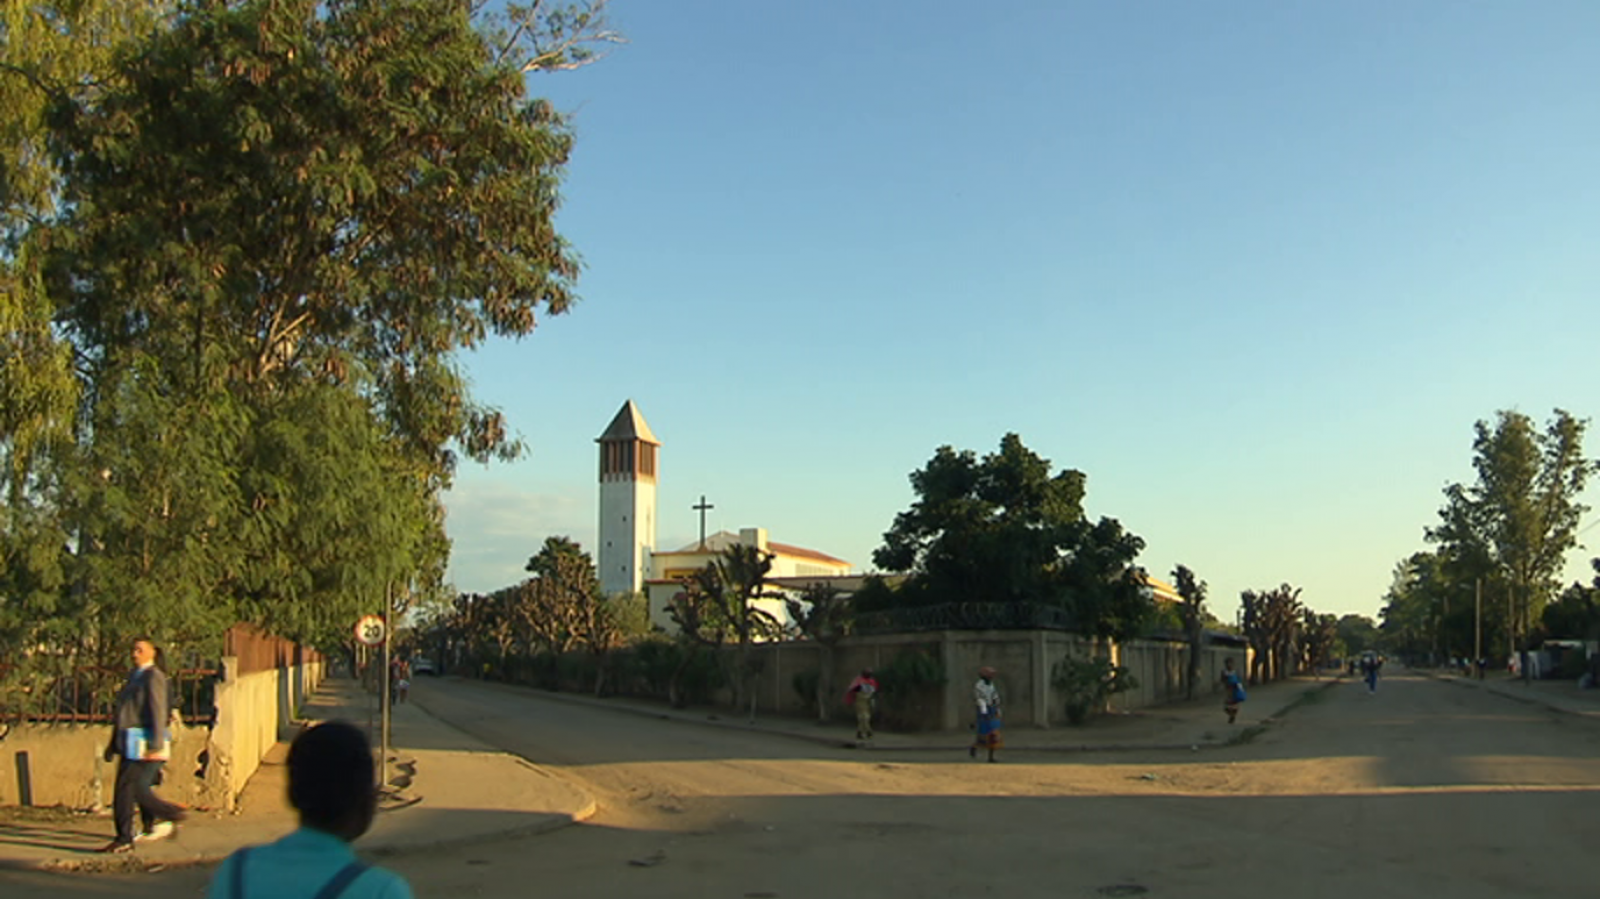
0,719 -> 222,809
0,626 -> 324,810
708,630 -> 1248,731
208,623 -> 326,803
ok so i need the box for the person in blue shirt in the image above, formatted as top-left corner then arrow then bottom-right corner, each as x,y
1221,657 -> 1246,724
207,721 -> 413,899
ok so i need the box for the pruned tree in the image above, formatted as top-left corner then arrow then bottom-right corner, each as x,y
714,544 -> 782,721
1261,585 -> 1304,679
785,582 -> 854,721
1172,564 -> 1207,700
1239,590 -> 1269,684
522,536 -> 603,686
666,565 -> 730,709
1302,611 -> 1338,675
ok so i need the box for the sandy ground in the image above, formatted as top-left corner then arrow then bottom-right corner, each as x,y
8,671 -> 1600,898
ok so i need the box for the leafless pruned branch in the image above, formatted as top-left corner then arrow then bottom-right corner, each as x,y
481,0 -> 627,75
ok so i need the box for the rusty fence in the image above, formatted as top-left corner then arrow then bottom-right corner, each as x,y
0,663 -> 220,726
1,624 -> 322,726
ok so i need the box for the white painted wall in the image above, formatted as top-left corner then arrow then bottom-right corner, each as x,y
599,475 -> 656,596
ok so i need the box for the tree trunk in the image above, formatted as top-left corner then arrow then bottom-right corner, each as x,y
1184,618 -> 1202,701
667,645 -> 697,709
815,644 -> 834,722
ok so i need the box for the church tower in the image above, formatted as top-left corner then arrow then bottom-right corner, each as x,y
596,400 -> 659,597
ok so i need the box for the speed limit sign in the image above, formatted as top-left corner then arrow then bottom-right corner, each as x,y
354,614 -> 386,646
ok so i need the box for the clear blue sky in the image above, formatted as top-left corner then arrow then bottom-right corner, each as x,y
443,1 -> 1600,621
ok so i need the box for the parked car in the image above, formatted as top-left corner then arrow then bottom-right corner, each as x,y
411,657 -> 437,676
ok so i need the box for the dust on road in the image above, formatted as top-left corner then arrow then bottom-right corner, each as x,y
10,673 -> 1599,899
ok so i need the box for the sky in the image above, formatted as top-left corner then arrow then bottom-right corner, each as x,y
442,1 -> 1600,622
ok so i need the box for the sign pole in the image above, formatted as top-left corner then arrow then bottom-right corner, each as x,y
380,581 -> 392,793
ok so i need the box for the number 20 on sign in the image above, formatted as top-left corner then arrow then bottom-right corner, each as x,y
354,615 -> 386,646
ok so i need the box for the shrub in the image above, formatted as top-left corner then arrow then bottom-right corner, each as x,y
1052,654 -> 1138,725
792,670 -> 821,709
877,648 -> 946,731
624,638 -> 724,705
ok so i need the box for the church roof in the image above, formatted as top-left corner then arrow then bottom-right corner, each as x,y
596,400 -> 660,445
769,540 -> 848,566
655,530 -> 849,566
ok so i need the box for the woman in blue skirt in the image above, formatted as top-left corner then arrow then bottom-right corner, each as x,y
970,666 -> 1002,762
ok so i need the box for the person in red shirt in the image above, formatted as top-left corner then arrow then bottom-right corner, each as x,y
844,668 -> 879,741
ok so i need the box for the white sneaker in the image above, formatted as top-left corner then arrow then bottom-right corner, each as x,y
135,821 -> 176,842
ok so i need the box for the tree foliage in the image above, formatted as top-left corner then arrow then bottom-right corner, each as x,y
785,581 -> 853,721
668,543 -> 783,718
2,0 -> 618,682
1172,564 -> 1207,699
1335,614 -> 1379,658
1427,409 -> 1596,655
1541,561 -> 1600,642
870,433 -> 1151,639
1302,610 -> 1338,672
1240,584 -> 1303,683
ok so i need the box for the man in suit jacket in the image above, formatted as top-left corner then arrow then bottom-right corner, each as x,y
100,637 -> 187,853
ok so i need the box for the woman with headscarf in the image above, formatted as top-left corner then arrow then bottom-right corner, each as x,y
844,668 -> 878,741
970,666 -> 1002,762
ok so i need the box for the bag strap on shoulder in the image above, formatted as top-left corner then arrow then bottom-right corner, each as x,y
231,848 -> 250,899
314,861 -> 371,899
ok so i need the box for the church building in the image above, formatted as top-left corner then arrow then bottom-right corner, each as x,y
595,401 -> 854,632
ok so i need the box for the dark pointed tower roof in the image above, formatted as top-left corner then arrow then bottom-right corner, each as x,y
596,400 -> 660,445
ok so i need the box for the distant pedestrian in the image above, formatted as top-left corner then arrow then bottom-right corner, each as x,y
99,637 -> 187,853
845,668 -> 878,741
1221,657 -> 1246,724
970,666 -> 1002,763
393,659 -> 410,705
1362,655 -> 1379,693
207,721 -> 413,899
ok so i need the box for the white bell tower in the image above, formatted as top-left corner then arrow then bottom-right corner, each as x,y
596,400 -> 659,597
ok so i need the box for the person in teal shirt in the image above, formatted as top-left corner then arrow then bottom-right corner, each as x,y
207,721 -> 412,899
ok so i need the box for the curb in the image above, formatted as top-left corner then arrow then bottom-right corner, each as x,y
425,676 -> 1337,756
4,801 -> 600,876
2,696 -> 599,876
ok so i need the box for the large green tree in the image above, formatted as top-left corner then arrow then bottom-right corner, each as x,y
871,433 -> 1151,639
1426,410 -> 1595,660
2,0 -> 617,685
1541,561 -> 1600,642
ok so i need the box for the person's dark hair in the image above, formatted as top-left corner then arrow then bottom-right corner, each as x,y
288,721 -> 374,831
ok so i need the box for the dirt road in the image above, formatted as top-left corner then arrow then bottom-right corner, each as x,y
10,672 -> 1600,898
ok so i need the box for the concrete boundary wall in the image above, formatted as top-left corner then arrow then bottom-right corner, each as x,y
719,630 -> 1248,731
1,656 -> 324,810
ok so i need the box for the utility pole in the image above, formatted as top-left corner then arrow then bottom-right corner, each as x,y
1474,578 -> 1483,680
1442,591 -> 1450,665
1507,586 -> 1515,668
